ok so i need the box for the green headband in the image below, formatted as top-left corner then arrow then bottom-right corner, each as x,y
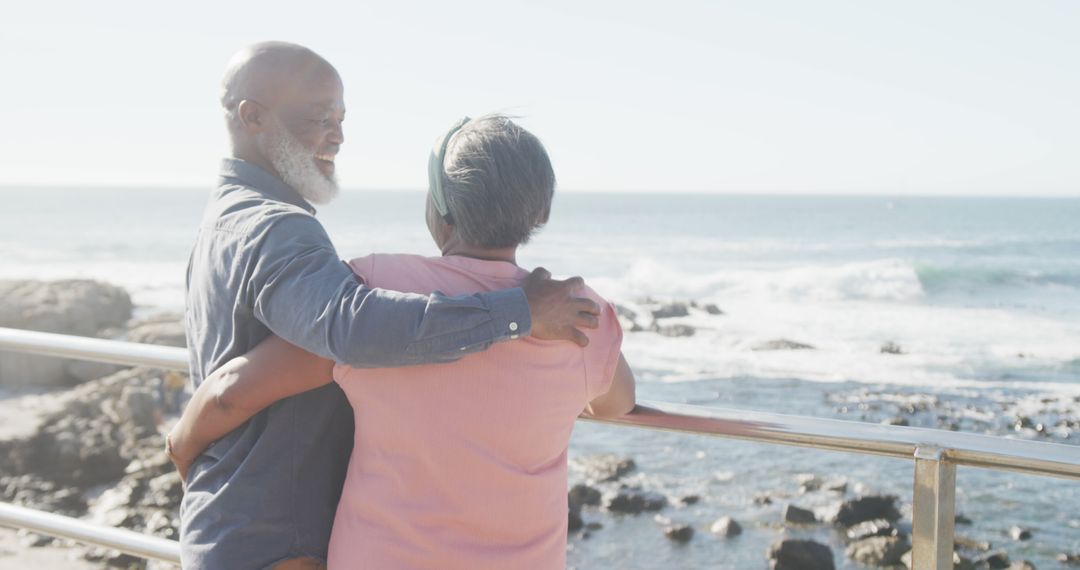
427,117 -> 471,219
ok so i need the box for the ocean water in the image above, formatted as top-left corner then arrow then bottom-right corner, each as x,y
2,188 -> 1079,567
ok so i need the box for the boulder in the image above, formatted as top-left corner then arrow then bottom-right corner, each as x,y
1007,562 -> 1036,570
678,494 -> 700,505
650,302 -> 690,319
783,504 -> 818,525
0,280 -> 132,387
703,303 -> 724,315
831,495 -> 901,527
663,524 -> 693,543
568,483 -> 602,510
846,535 -> 909,566
753,339 -> 815,351
768,539 -> 835,570
710,516 -> 742,537
567,508 -> 583,532
974,550 -> 1011,569
1008,525 -> 1032,541
1059,553 -> 1080,565
606,489 -> 667,514
881,341 -> 904,355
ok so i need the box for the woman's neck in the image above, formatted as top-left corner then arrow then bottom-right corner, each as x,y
441,241 -> 517,265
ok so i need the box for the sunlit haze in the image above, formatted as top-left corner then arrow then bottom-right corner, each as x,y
2,0 -> 1078,195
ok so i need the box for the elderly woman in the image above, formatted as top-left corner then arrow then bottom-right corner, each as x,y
168,115 -> 635,569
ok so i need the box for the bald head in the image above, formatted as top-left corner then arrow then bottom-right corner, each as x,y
221,41 -> 341,131
221,42 -> 346,204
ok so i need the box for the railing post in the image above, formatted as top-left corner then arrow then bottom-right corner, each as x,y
911,446 -> 956,570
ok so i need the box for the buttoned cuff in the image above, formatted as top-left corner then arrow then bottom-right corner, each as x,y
486,287 -> 532,341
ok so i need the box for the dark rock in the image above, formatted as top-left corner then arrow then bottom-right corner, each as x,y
955,513 -> 974,525
883,417 -> 910,426
881,341 -> 904,355
832,495 -> 901,527
753,339 -> 815,351
1008,525 -> 1032,541
846,535 -> 909,566
568,483 -> 602,509
753,493 -> 773,506
651,302 -> 690,319
606,489 -> 667,514
975,550 -> 1011,569
768,539 -> 835,570
17,530 -> 54,548
578,455 -> 636,482
663,524 -> 694,542
783,504 -> 818,525
656,324 -> 695,337
703,303 -> 724,315
568,509 -> 583,532
710,516 -> 742,537
678,494 -> 700,505
845,518 -> 898,542
585,522 -> 603,531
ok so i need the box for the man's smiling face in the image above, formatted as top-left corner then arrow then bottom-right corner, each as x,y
258,65 -> 346,204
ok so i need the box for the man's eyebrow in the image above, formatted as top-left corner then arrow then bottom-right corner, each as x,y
306,102 -> 346,113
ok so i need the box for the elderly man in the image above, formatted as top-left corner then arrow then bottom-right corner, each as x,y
175,42 -> 599,569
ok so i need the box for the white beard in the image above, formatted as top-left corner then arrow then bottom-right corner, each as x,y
258,119 -> 339,205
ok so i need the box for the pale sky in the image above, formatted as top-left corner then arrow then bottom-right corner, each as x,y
2,0 -> 1078,195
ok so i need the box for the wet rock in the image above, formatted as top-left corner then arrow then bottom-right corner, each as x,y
768,538 -> 835,570
654,323 -> 695,337
1059,553 -> 1080,565
783,504 -> 818,525
831,495 -> 901,527
845,518 -> 898,542
881,341 -> 904,355
0,279 -> 133,387
650,302 -> 690,319
585,522 -> 602,531
568,509 -> 584,532
703,303 -> 724,315
578,455 -> 636,482
17,529 -> 54,548
883,416 -> 910,426
846,535 -> 909,566
753,493 -> 773,506
955,513 -> 974,525
606,489 -> 667,514
974,550 -> 1011,569
710,516 -> 742,537
678,494 -> 700,505
795,473 -> 823,493
568,483 -> 602,509
753,339 -> 815,351
1008,525 -> 1032,541
663,523 -> 694,542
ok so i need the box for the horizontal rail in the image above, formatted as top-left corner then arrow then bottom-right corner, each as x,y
4,327 -> 1079,480
0,502 -> 181,563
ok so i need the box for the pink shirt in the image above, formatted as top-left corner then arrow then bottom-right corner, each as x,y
327,254 -> 622,570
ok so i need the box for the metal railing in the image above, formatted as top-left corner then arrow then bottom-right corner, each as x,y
2,326 -> 1079,569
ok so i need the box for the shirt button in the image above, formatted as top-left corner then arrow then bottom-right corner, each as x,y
509,322 -> 519,332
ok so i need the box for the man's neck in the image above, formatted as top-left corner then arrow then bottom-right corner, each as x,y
441,242 -> 517,265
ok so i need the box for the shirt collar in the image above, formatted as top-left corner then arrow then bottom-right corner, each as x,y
218,157 -> 316,215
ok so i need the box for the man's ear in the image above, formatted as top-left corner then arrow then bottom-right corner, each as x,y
236,100 -> 266,134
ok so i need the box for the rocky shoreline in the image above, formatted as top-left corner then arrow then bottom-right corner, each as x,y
1,279 -> 1078,569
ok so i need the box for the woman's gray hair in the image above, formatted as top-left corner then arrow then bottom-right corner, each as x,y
440,115 -> 555,249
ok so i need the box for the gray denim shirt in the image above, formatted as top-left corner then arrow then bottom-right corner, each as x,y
179,158 -> 531,569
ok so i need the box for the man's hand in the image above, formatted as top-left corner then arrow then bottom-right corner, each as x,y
522,267 -> 600,347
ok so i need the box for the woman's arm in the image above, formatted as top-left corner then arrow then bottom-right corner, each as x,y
167,335 -> 334,482
583,353 -> 636,418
